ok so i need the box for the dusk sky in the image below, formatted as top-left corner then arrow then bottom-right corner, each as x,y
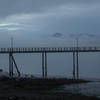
0,0 -> 100,78
0,0 -> 100,47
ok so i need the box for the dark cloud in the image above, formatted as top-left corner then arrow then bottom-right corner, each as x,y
52,33 -> 63,38
0,0 -> 100,18
69,33 -> 100,38
0,0 -> 66,18
0,0 -> 100,46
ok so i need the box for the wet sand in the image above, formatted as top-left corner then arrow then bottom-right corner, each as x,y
0,77 -> 99,100
0,92 -> 99,100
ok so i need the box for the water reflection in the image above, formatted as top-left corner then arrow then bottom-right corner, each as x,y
54,80 -> 100,97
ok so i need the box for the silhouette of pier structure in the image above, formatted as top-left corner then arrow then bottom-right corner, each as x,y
0,47 -> 100,79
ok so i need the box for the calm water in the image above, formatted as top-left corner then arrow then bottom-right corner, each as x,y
54,79 -> 100,98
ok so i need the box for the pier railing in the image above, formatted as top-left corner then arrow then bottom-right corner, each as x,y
0,47 -> 100,53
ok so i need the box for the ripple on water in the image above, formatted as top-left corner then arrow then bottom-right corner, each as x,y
64,81 -> 100,97
54,81 -> 100,97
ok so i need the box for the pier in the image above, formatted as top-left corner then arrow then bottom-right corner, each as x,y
0,47 -> 100,79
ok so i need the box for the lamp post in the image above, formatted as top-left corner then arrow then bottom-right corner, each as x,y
11,37 -> 14,49
76,37 -> 79,48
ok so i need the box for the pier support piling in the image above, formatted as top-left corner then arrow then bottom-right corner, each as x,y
9,53 -> 20,77
44,52 -> 47,78
42,52 -> 47,78
9,53 -> 13,77
73,52 -> 76,79
42,53 -> 45,78
11,55 -> 21,77
76,51 -> 79,79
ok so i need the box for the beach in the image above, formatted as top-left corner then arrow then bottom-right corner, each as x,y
0,77 -> 99,100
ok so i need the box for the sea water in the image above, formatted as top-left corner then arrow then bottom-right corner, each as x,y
54,79 -> 100,98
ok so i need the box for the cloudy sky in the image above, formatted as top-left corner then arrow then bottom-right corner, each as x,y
0,0 -> 100,47
0,0 -> 100,78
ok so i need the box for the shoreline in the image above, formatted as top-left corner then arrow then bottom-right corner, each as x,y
0,77 -> 89,90
0,77 -> 99,100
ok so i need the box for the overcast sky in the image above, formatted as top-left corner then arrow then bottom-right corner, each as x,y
0,0 -> 100,78
0,0 -> 100,47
